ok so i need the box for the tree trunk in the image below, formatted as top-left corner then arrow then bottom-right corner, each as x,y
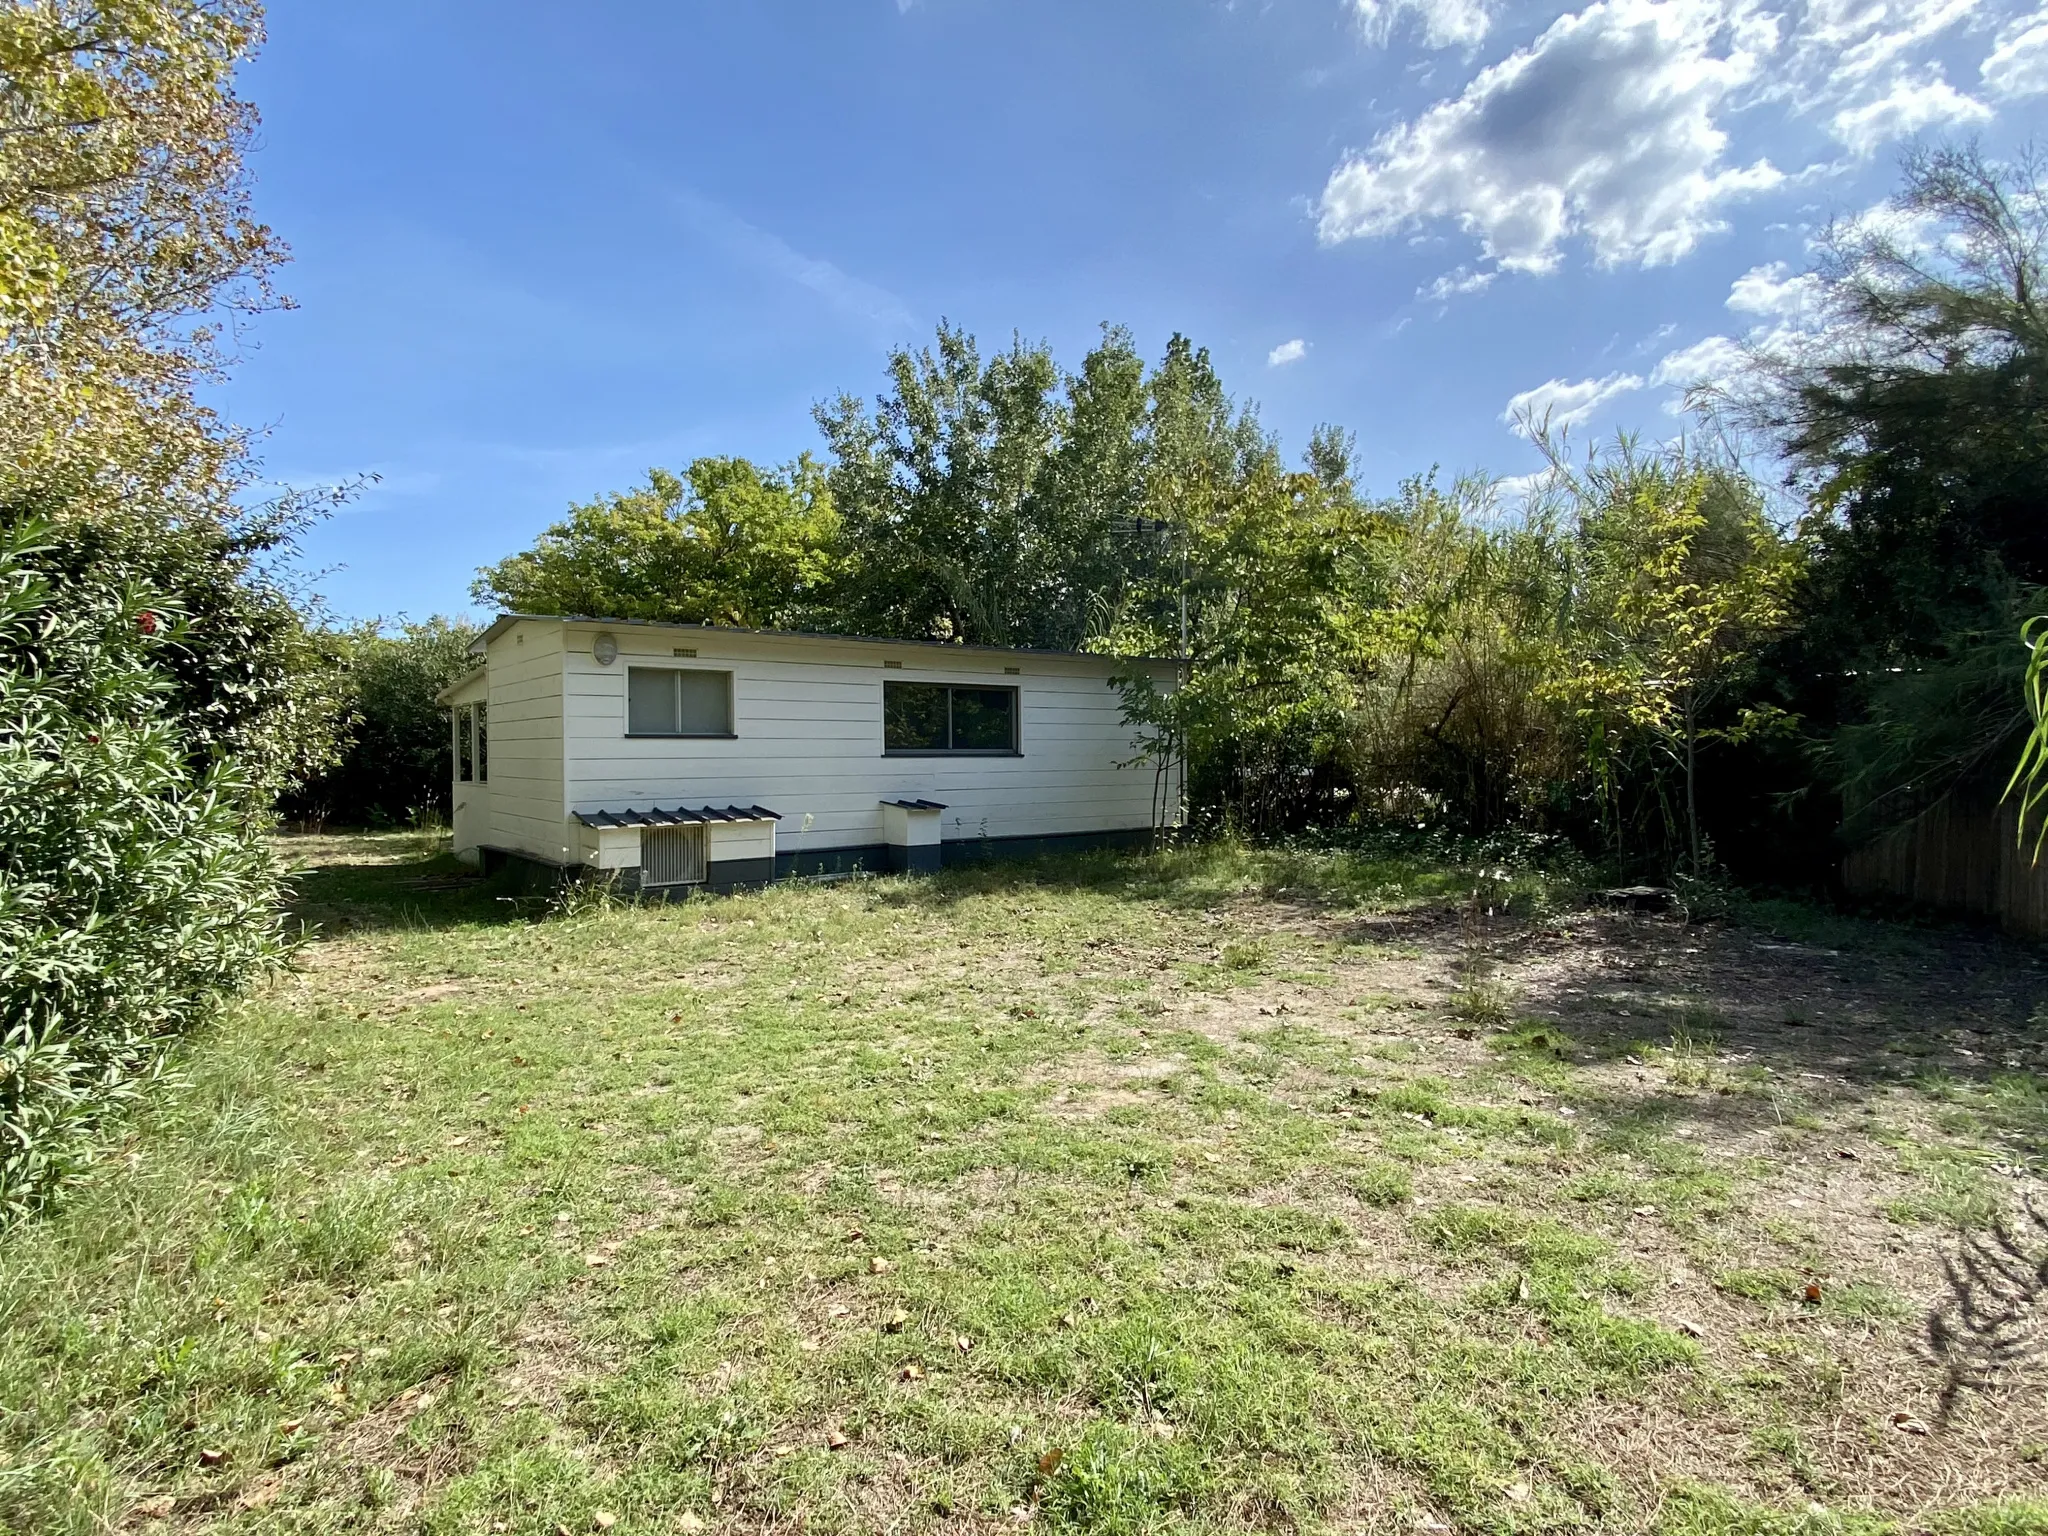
1683,689 -> 1701,877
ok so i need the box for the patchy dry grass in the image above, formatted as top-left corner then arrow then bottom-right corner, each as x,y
3,834 -> 2047,1535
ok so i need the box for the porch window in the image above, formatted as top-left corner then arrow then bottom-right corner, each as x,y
627,667 -> 733,736
884,682 -> 1018,754
454,703 -> 489,783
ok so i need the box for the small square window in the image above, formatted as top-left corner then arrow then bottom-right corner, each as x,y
627,666 -> 733,736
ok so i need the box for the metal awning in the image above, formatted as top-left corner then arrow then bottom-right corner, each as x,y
573,804 -> 780,829
880,798 -> 948,811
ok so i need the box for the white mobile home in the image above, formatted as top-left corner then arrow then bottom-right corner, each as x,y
435,614 -> 1181,892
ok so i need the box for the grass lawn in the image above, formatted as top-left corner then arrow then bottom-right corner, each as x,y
4,833 -> 2047,1535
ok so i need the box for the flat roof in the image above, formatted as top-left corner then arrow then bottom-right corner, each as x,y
471,612 -> 1178,665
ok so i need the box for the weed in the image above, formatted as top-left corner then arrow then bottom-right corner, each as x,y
1353,1160 -> 1414,1208
1449,978 -> 1517,1028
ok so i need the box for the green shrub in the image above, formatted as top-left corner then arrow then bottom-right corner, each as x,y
0,521 -> 280,1221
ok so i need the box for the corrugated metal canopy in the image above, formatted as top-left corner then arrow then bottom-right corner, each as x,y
880,798 -> 948,811
573,804 -> 780,829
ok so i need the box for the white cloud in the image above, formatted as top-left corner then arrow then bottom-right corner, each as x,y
670,190 -> 914,335
1827,68 -> 1990,154
1418,266 -> 1498,302
1777,0 -> 1982,107
1267,338 -> 1309,366
1492,469 -> 1554,506
1501,371 -> 1645,435
1352,0 -> 1496,49
1316,0 -> 2038,281
1725,260 -> 1823,318
1648,334 -> 1749,405
1982,15 -> 2048,97
1318,0 -> 1783,274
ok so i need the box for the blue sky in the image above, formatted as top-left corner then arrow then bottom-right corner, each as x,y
221,0 -> 2047,623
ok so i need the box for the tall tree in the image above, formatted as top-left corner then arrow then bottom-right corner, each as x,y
0,0 -> 328,1214
1726,144 -> 2047,840
814,323 -> 1064,645
1538,442 -> 1798,874
473,456 -> 841,630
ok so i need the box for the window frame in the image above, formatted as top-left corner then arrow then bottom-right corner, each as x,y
455,703 -> 474,783
624,664 -> 737,739
473,700 -> 488,783
882,680 -> 1022,756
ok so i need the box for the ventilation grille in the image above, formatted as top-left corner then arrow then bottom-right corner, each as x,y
642,824 -> 706,887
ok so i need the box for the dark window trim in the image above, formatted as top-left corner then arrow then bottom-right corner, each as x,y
882,680 -> 1021,755
883,748 -> 1023,758
624,731 -> 740,741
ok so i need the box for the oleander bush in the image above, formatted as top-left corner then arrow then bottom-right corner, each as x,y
0,518 -> 280,1222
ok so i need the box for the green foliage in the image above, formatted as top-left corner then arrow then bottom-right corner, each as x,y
473,457 -> 841,630
1536,440 -> 1799,872
281,617 -> 480,827
0,1 -> 332,1217
1723,145 -> 2048,848
0,519 -> 280,1221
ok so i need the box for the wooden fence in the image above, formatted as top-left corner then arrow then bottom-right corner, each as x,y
1841,785 -> 2048,938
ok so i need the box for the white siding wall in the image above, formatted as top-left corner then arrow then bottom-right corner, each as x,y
484,622 -> 569,862
558,622 -> 1175,855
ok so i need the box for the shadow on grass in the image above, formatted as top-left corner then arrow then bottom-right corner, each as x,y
870,838 -> 1583,923
276,831 -> 531,938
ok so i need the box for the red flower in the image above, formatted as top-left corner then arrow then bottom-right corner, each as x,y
137,610 -> 158,635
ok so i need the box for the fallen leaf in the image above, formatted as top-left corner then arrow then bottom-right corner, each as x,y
130,1495 -> 175,1519
198,1447 -> 226,1468
1504,1480 -> 1532,1504
584,1253 -> 612,1268
1834,1147 -> 1860,1161
900,1363 -> 924,1381
884,1308 -> 910,1332
1058,1311 -> 1076,1329
677,1516 -> 706,1534
845,1228 -> 865,1242
1150,1420 -> 1176,1439
1037,1448 -> 1065,1477
1890,1412 -> 1931,1436
869,1257 -> 893,1275
826,1303 -> 849,1318
955,1335 -> 973,1353
798,1337 -> 820,1353
1803,1282 -> 1823,1304
279,1419 -> 302,1435
593,1514 -> 617,1532
826,1429 -> 850,1451
1515,1273 -> 1531,1304
1632,1205 -> 1658,1217
1675,1318 -> 1706,1338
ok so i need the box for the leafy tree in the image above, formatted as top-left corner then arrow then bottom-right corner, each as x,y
814,324 -> 1065,645
0,519 -> 280,1219
1537,443 -> 1798,875
473,456 -> 841,630
1109,433 -> 1384,836
0,1 -> 337,1212
1347,476 -> 1578,836
280,617 -> 480,828
1725,143 -> 2047,839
